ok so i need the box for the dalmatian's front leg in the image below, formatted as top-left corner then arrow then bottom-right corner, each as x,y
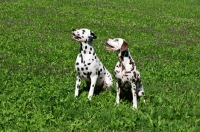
75,75 -> 81,97
116,79 -> 121,104
88,75 -> 98,100
131,82 -> 137,110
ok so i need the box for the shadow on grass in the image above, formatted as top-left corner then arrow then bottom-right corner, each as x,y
118,88 -> 146,103
79,82 -> 105,96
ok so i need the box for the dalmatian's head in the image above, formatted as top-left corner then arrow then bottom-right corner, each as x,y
72,28 -> 97,43
106,38 -> 128,52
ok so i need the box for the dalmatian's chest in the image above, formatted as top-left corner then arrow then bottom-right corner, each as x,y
75,54 -> 95,76
114,61 -> 137,83
75,53 -> 106,81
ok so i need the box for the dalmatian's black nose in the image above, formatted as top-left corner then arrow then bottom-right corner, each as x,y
72,29 -> 76,31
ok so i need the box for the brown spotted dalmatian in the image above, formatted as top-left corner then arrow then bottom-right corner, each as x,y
105,38 -> 145,109
72,28 -> 113,100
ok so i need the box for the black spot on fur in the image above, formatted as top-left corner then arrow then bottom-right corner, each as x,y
87,63 -> 91,65
121,49 -> 129,57
79,54 -> 83,63
76,62 -> 79,65
86,67 -> 88,70
90,48 -> 92,51
81,68 -> 84,71
84,50 -> 86,54
77,68 -> 80,71
87,72 -> 92,78
85,46 -> 87,49
89,51 -> 91,54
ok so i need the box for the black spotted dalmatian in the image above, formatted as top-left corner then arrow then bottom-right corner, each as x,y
105,38 -> 145,109
72,28 -> 113,100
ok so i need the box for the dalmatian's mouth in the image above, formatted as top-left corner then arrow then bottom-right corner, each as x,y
73,33 -> 82,40
105,43 -> 115,50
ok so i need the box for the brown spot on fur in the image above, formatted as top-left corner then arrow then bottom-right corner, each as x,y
120,41 -> 128,52
119,61 -> 122,67
129,60 -> 135,71
119,60 -> 125,71
129,60 -> 135,65
116,70 -> 120,73
119,56 -> 124,62
121,63 -> 125,71
133,72 -> 137,78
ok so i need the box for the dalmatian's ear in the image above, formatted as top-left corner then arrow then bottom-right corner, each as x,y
91,32 -> 97,39
120,41 -> 128,52
88,32 -> 97,41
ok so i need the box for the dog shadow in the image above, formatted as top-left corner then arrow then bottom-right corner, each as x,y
120,88 -> 144,102
120,88 -> 133,102
79,82 -> 104,96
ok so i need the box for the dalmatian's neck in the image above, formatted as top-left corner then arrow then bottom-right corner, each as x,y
79,41 -> 96,58
118,49 -> 136,72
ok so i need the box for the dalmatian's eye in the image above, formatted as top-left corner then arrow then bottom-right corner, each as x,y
114,39 -> 119,42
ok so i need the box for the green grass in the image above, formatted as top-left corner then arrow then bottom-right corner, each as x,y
0,0 -> 200,131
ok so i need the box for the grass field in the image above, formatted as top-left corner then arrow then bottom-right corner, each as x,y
0,0 -> 200,131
